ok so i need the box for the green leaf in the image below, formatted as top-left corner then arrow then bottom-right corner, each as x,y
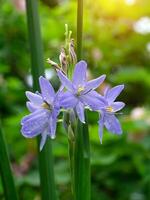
0,123 -> 18,200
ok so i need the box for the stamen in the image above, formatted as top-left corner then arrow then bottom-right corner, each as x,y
77,86 -> 84,95
106,106 -> 114,112
42,102 -> 51,110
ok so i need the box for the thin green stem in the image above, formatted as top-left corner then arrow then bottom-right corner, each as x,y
77,0 -> 83,60
0,122 -> 18,200
73,0 -> 91,199
68,140 -> 75,194
25,1 -> 57,199
74,114 -> 90,200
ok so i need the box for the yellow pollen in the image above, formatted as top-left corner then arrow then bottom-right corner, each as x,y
106,106 -> 114,112
77,86 -> 84,94
41,102 -> 51,110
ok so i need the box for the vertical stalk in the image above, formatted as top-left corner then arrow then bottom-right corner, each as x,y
77,0 -> 83,60
73,0 -> 91,199
74,116 -> 90,200
25,1 -> 57,200
0,122 -> 18,200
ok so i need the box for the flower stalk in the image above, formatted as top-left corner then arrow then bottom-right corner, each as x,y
0,122 -> 18,200
25,1 -> 57,199
77,0 -> 83,60
73,0 -> 91,199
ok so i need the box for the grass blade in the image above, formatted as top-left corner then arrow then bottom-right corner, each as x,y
0,123 -> 18,200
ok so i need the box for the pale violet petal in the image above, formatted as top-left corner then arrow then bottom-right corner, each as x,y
26,101 -> 39,112
104,86 -> 110,96
21,110 -> 49,138
111,101 -> 125,112
40,129 -> 48,151
21,109 -> 45,125
80,91 -> 106,111
48,115 -> 57,139
26,91 -> 43,105
39,76 -> 55,104
84,74 -> 106,92
104,114 -> 122,135
75,102 -> 85,123
60,91 -> 78,109
57,70 -> 73,91
105,85 -> 124,104
72,60 -> 87,87
54,85 -> 65,109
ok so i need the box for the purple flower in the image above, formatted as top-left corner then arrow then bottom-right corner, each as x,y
57,60 -> 106,123
98,85 -> 125,143
21,76 -> 62,151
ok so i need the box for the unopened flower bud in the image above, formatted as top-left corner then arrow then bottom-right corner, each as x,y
59,48 -> 68,73
47,58 -> 66,75
47,58 -> 60,70
69,39 -> 77,64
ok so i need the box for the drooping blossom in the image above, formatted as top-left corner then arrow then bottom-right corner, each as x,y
21,76 -> 62,151
57,60 -> 106,123
98,85 -> 125,143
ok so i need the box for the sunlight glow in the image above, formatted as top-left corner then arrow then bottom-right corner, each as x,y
125,0 -> 136,6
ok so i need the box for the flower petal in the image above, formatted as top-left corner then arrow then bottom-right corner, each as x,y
40,129 -> 48,151
104,114 -> 122,134
26,91 -> 43,105
48,114 -> 57,139
54,85 -> 64,109
105,85 -> 124,104
21,110 -> 49,138
85,74 -> 106,92
104,86 -> 109,96
39,76 -> 55,104
21,109 -> 44,125
72,60 -> 87,87
80,91 -> 106,111
75,102 -> 85,123
111,101 -> 125,112
57,70 -> 73,91
26,101 -> 39,112
60,91 -> 78,109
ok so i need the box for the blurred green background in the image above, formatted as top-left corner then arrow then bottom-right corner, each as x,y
0,0 -> 150,199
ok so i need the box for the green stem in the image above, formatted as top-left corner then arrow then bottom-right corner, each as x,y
73,0 -> 91,199
0,122 -> 18,200
68,140 -> 75,194
74,115 -> 90,200
77,0 -> 83,60
25,1 -> 57,199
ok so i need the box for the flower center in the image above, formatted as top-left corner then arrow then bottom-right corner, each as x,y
41,102 -> 52,111
77,86 -> 84,95
106,106 -> 114,113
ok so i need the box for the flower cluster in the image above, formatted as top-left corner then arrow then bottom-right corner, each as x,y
21,60 -> 125,150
